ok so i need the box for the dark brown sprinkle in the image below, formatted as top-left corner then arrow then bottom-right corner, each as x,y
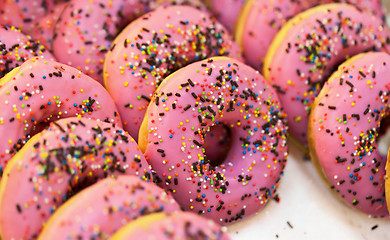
371,225 -> 378,230
188,79 -> 194,87
287,221 -> 293,229
15,203 -> 22,213
328,106 -> 336,110
30,73 -> 34,78
53,122 -> 66,133
14,86 -> 18,91
372,71 -> 376,78
110,43 -> 116,51
184,104 -> 191,111
358,70 -> 366,78
141,95 -> 151,102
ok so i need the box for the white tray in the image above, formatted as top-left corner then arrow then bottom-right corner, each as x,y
228,141 -> 390,239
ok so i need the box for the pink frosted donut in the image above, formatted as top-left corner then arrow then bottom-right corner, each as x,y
0,117 -> 152,240
111,212 -> 231,240
0,57 -> 121,177
0,25 -> 54,78
104,5 -> 242,140
208,0 -> 246,32
139,57 -> 288,225
308,52 -> 390,217
38,175 -> 180,240
52,0 -> 206,84
263,3 -> 390,144
0,0 -> 67,49
236,0 -> 385,71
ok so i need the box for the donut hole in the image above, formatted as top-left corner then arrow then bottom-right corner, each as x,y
203,124 -> 232,167
377,116 -> 390,156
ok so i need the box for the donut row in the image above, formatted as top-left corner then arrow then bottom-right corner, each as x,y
0,0 -> 389,239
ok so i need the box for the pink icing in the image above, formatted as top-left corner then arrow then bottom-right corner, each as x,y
209,0 -> 246,32
112,211 -> 232,239
52,0 -> 206,84
0,117 -> 152,239
0,58 -> 122,177
104,5 -> 242,141
309,52 -> 390,217
38,175 -> 180,239
142,57 -> 288,225
0,25 -> 54,77
240,0 -> 385,71
265,4 -> 390,144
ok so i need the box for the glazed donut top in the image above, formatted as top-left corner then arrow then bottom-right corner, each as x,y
38,175 -> 180,240
140,57 -> 288,224
309,52 -> 390,217
0,117 -> 151,239
263,3 -> 390,144
0,57 -> 121,176
0,25 -> 54,78
111,211 -> 231,240
53,0 -> 206,84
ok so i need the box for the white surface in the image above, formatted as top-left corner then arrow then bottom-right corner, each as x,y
227,141 -> 390,240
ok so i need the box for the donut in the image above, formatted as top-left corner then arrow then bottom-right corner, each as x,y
0,0 -> 67,49
139,56 -> 288,225
104,5 -> 242,140
111,212 -> 231,240
308,52 -> 390,217
38,175 -> 180,240
52,0 -> 206,84
0,25 -> 54,78
235,0 -> 385,71
0,57 -> 122,177
207,0 -> 246,32
0,117 -> 152,240
263,3 -> 390,144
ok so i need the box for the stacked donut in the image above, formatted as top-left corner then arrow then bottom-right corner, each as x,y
0,0 -> 389,239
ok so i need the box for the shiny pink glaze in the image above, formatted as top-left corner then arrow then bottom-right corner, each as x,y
241,0 -> 384,71
265,4 -> 390,144
0,25 -> 54,77
113,211 -> 232,239
0,0 -> 66,49
309,52 -> 390,217
209,0 -> 246,32
143,57 -> 288,225
53,0 -> 206,84
38,175 -> 180,240
104,5 -> 242,141
0,58 -> 122,177
0,117 -> 152,240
